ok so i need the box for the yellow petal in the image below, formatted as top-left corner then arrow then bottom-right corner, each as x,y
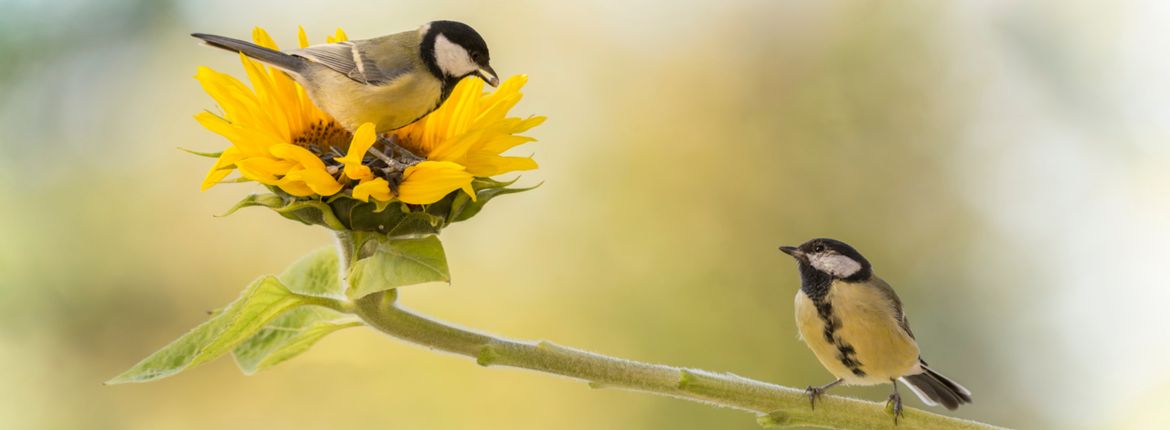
283,167 -> 343,196
481,135 -> 536,154
479,74 -> 528,109
236,157 -> 298,185
352,177 -> 394,202
326,28 -> 349,44
509,116 -> 547,134
194,67 -> 266,127
427,130 -> 484,163
336,123 -> 377,180
471,92 -> 521,130
462,154 -> 538,178
276,176 -> 315,197
252,27 -> 279,50
398,161 -> 475,205
297,26 -> 310,48
201,168 -> 233,190
474,75 -> 529,126
239,53 -> 290,141
418,79 -> 466,145
443,78 -> 484,138
269,143 -> 327,170
193,112 -> 272,156
200,147 -> 244,190
269,66 -> 304,134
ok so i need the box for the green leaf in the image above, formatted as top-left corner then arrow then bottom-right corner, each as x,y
278,246 -> 343,297
106,276 -> 310,384
232,307 -> 360,374
230,246 -> 355,373
347,235 -> 450,298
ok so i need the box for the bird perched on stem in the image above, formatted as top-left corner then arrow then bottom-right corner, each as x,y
779,238 -> 972,423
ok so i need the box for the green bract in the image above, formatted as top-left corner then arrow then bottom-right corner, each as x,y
223,178 -> 538,235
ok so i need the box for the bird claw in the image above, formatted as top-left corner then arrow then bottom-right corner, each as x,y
385,169 -> 404,195
370,135 -> 424,195
377,134 -> 426,165
886,391 -> 904,424
805,385 -> 825,410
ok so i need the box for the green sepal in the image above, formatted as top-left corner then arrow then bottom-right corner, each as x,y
476,177 -> 522,188
273,199 -> 347,230
219,193 -> 285,217
345,234 -> 450,299
232,307 -> 360,374
106,276 -> 312,384
178,147 -> 224,158
223,178 -> 537,234
450,179 -> 542,223
330,198 -> 446,237
372,199 -> 394,213
223,190 -> 348,231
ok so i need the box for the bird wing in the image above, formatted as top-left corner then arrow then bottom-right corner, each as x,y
870,276 -> 915,339
288,34 -> 417,85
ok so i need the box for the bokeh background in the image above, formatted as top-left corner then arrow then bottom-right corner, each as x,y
2,0 -> 1169,428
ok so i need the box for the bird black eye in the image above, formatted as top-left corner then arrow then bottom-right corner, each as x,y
813,245 -> 825,253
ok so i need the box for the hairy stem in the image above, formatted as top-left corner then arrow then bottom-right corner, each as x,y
336,231 -> 1001,429
351,290 -> 1003,430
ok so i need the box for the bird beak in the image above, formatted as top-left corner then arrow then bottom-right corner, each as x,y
779,246 -> 805,261
477,66 -> 499,87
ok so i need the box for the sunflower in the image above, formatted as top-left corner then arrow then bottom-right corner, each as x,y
194,27 -> 545,205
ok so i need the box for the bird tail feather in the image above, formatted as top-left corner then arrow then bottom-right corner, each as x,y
900,362 -> 972,410
191,33 -> 305,74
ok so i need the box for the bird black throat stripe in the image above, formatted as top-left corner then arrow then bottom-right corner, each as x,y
813,298 -> 866,377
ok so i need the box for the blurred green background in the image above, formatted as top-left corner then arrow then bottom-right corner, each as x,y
2,0 -> 1169,428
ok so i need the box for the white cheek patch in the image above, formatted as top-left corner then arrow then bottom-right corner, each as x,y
809,253 -> 862,278
434,34 -> 477,78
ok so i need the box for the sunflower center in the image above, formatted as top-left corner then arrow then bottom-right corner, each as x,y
394,135 -> 430,159
293,119 -> 353,154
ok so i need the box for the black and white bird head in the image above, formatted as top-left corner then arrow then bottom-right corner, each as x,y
421,20 -> 499,87
780,238 -> 872,281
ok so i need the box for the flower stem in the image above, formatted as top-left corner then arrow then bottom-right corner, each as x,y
351,290 -> 1003,430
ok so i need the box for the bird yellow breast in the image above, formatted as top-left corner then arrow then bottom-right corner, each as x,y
304,69 -> 443,133
794,280 -> 919,385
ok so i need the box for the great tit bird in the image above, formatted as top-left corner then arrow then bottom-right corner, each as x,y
779,238 -> 972,421
191,21 -> 499,134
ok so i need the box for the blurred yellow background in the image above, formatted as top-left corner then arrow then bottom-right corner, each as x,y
2,0 -> 1169,429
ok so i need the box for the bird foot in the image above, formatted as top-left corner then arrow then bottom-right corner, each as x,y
886,391 -> 904,424
377,134 -> 426,165
805,385 -> 826,410
370,135 -> 425,195
804,379 -> 843,411
385,169 -> 404,195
